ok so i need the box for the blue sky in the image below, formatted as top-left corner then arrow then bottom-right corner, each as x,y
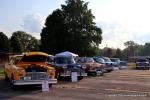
1,0 -> 150,49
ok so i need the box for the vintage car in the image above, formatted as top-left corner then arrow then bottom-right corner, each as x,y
136,58 -> 150,70
48,55 -> 87,80
101,57 -> 114,72
110,58 -> 121,67
4,52 -> 57,89
77,57 -> 104,76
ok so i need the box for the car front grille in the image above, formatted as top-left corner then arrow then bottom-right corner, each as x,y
137,63 -> 149,66
25,72 -> 48,80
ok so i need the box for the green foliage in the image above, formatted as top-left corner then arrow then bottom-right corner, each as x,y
124,41 -> 138,57
0,32 -> 9,52
0,68 -> 4,76
10,31 -> 40,53
10,35 -> 23,53
41,0 -> 102,56
115,48 -> 123,59
142,43 -> 150,56
101,47 -> 116,58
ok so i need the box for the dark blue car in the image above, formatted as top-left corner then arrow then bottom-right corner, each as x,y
48,55 -> 87,80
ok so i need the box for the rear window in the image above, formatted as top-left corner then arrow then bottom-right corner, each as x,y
21,55 -> 47,62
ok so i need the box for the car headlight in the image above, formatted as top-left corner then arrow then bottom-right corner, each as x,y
81,65 -> 86,69
15,69 -> 25,75
62,66 -> 67,68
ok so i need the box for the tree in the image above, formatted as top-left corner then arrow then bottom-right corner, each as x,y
124,41 -> 138,57
41,0 -> 102,56
10,31 -> 40,53
142,43 -> 150,56
0,32 -> 9,52
10,35 -> 23,53
102,47 -> 116,57
115,48 -> 123,59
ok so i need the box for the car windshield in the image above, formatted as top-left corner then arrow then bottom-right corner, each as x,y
85,58 -> 94,63
94,57 -> 105,63
103,57 -> 111,62
46,56 -> 54,63
137,59 -> 147,62
55,56 -> 75,64
111,58 -> 120,62
21,55 -> 47,62
14,56 -> 23,64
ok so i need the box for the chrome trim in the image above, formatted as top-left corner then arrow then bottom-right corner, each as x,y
13,79 -> 57,85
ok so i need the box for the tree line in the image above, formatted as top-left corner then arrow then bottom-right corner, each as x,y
0,31 -> 40,53
100,41 -> 150,60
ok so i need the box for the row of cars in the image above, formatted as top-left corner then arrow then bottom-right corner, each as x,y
4,51 -> 127,89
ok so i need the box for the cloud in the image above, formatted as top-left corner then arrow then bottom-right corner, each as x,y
0,27 -> 12,38
22,13 -> 45,39
97,21 -> 150,49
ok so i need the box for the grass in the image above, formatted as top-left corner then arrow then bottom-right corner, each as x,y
0,68 -> 4,76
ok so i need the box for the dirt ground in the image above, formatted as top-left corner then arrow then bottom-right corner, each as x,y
1,69 -> 150,100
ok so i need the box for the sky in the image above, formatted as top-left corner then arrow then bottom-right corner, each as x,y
0,0 -> 150,49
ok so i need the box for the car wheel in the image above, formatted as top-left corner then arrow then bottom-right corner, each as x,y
78,76 -> 83,80
10,75 -> 18,90
107,70 -> 112,72
10,80 -> 18,90
4,74 -> 9,81
49,84 -> 52,88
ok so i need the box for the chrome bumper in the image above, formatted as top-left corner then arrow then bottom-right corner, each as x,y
60,72 -> 87,77
13,79 -> 57,85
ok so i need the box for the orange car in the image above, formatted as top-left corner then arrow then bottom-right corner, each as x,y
4,52 -> 57,89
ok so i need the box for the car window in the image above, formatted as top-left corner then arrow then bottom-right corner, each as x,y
77,58 -> 85,63
46,56 -> 54,63
85,58 -> 94,63
103,57 -> 111,62
55,56 -> 75,64
9,57 -> 14,65
137,59 -> 147,62
94,57 -> 105,63
14,57 -> 22,64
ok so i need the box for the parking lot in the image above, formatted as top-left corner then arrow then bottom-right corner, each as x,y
0,69 -> 150,100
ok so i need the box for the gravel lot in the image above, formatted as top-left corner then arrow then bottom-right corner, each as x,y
0,69 -> 150,100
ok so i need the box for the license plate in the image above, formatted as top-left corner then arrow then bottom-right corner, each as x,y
24,77 -> 31,80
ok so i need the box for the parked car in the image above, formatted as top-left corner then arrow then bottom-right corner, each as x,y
50,55 -> 87,80
102,57 -> 114,72
119,61 -> 128,69
136,58 -> 150,70
93,57 -> 106,72
4,52 -> 57,89
110,58 -> 121,67
77,57 -> 104,76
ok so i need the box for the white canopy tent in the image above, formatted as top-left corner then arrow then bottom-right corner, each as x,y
55,51 -> 78,57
